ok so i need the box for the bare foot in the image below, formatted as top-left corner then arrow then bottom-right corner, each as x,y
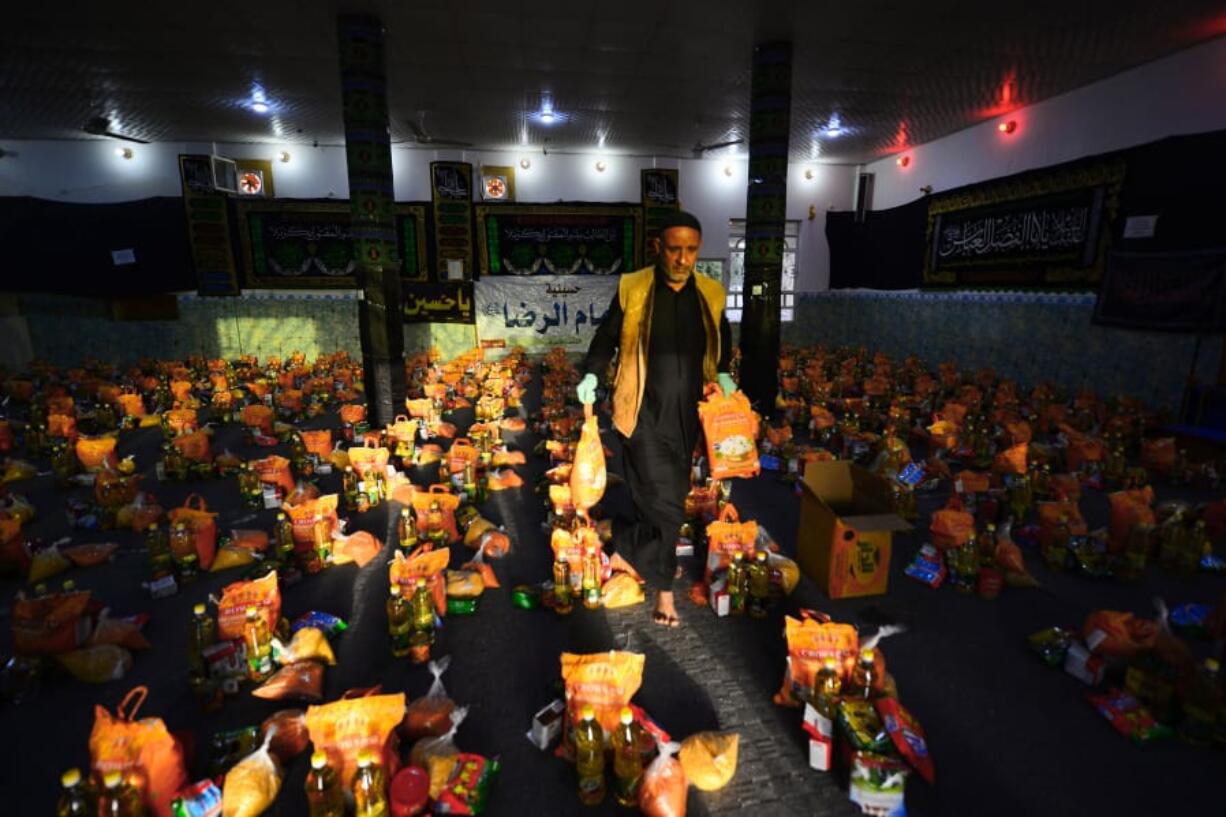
652,590 -> 680,628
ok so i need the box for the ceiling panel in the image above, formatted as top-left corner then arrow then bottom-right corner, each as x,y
0,0 -> 1222,161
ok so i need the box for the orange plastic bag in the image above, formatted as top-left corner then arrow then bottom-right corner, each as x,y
76,435 -> 119,471
1107,488 -> 1155,553
639,742 -> 687,817
216,571 -> 280,641
389,548 -> 450,615
774,613 -> 859,707
172,430 -> 212,463
569,404 -> 607,512
1004,420 -> 1032,445
926,419 -> 959,450
166,494 -> 217,569
348,439 -> 390,480
116,393 -> 146,418
169,381 -> 193,404
305,691 -> 405,788
164,408 -> 198,435
331,530 -> 382,568
12,590 -> 92,655
1037,501 -> 1088,536
1140,437 -> 1176,475
953,471 -> 991,494
63,542 -> 120,567
704,504 -> 758,581
283,494 -> 340,548
240,404 -> 275,433
993,443 -> 1028,475
411,486 -> 461,543
276,389 -> 304,413
1082,610 -> 1158,660
300,429 -> 333,459
560,651 -> 646,736
340,404 -> 367,425
1065,434 -> 1105,472
48,413 -> 78,440
90,686 -> 188,817
699,389 -> 760,480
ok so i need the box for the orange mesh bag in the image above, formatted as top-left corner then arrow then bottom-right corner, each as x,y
560,651 -> 646,736
283,494 -> 340,548
75,435 -> 119,471
167,494 -> 217,570
305,691 -> 405,789
48,413 -> 78,440
300,429 -> 333,460
240,404 -> 275,433
164,408 -> 198,435
704,504 -> 758,581
172,430 -> 212,463
410,485 -> 461,543
347,439 -> 390,480
389,548 -> 450,616
1140,437 -> 1176,475
216,571 -> 280,640
993,443 -> 1028,475
699,388 -> 760,480
570,404 -> 607,512
117,393 -> 147,418
253,455 -> 295,495
1107,488 -> 1155,553
89,686 -> 189,817
774,611 -> 859,707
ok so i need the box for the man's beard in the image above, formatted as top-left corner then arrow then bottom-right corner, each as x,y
665,265 -> 691,282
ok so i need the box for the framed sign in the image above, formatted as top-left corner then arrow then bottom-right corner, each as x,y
179,154 -> 240,295
476,204 -> 643,276
480,165 -> 516,201
431,161 -> 474,281
641,168 -> 680,264
236,200 -> 428,288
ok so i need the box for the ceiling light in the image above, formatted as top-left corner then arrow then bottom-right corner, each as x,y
824,114 -> 844,138
998,119 -> 1018,134
252,101 -> 269,114
804,168 -> 814,180
519,157 -> 531,170
896,155 -> 911,168
723,163 -> 732,177
278,151 -> 291,163
540,111 -> 555,124
115,147 -> 134,160
595,160 -> 607,173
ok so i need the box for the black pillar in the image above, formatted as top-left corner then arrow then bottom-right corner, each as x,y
739,41 -> 792,413
338,14 -> 404,427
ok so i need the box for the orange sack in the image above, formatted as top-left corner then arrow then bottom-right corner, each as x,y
699,388 -> 760,480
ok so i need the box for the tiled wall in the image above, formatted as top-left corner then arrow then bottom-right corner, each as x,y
781,290 -> 1221,413
21,291 -> 363,366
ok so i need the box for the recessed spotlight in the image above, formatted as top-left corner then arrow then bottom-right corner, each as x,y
896,155 -> 911,168
252,101 -> 269,113
519,157 -> 531,170
998,119 -> 1018,134
278,151 -> 291,163
115,147 -> 134,160
804,168 -> 815,180
723,163 -> 733,177
540,111 -> 555,124
595,160 -> 607,173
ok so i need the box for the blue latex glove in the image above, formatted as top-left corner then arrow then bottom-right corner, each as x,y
717,372 -> 737,397
577,373 -> 598,404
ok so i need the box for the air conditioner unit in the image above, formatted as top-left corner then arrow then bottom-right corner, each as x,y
211,156 -> 238,194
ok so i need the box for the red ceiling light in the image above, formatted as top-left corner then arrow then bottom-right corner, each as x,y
896,155 -> 911,168
998,119 -> 1018,135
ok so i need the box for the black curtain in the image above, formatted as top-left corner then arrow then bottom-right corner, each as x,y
825,198 -> 927,289
0,196 -> 193,296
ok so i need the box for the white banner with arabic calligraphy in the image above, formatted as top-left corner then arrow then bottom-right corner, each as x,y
475,275 -> 618,354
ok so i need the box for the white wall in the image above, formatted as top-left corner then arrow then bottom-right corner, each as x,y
866,35 -> 1226,210
0,139 -> 855,292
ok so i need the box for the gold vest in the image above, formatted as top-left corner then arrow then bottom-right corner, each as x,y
610,266 -> 726,438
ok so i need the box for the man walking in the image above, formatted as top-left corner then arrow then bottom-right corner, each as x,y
578,211 -> 735,626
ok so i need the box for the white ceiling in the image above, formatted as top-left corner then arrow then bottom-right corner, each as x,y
2,0 -> 1224,163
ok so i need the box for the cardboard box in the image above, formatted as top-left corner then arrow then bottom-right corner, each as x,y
797,461 -> 911,599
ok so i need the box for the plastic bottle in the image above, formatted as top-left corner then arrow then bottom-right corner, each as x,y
238,463 -> 262,509
574,704 -> 606,805
847,648 -> 878,699
56,767 -> 92,817
351,749 -> 389,817
1044,516 -> 1070,573
1183,520 -> 1209,573
98,771 -> 145,817
342,466 -> 361,513
312,516 -> 332,566
812,656 -> 843,718
411,581 -> 435,645
397,507 -> 418,553
187,603 -> 215,681
727,550 -> 747,614
581,546 -> 602,609
553,558 -> 573,615
305,750 -> 344,817
243,606 -> 273,682
274,511 -> 295,560
610,707 -> 643,807
747,549 -> 771,618
1180,658 -> 1222,747
387,585 -> 411,659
